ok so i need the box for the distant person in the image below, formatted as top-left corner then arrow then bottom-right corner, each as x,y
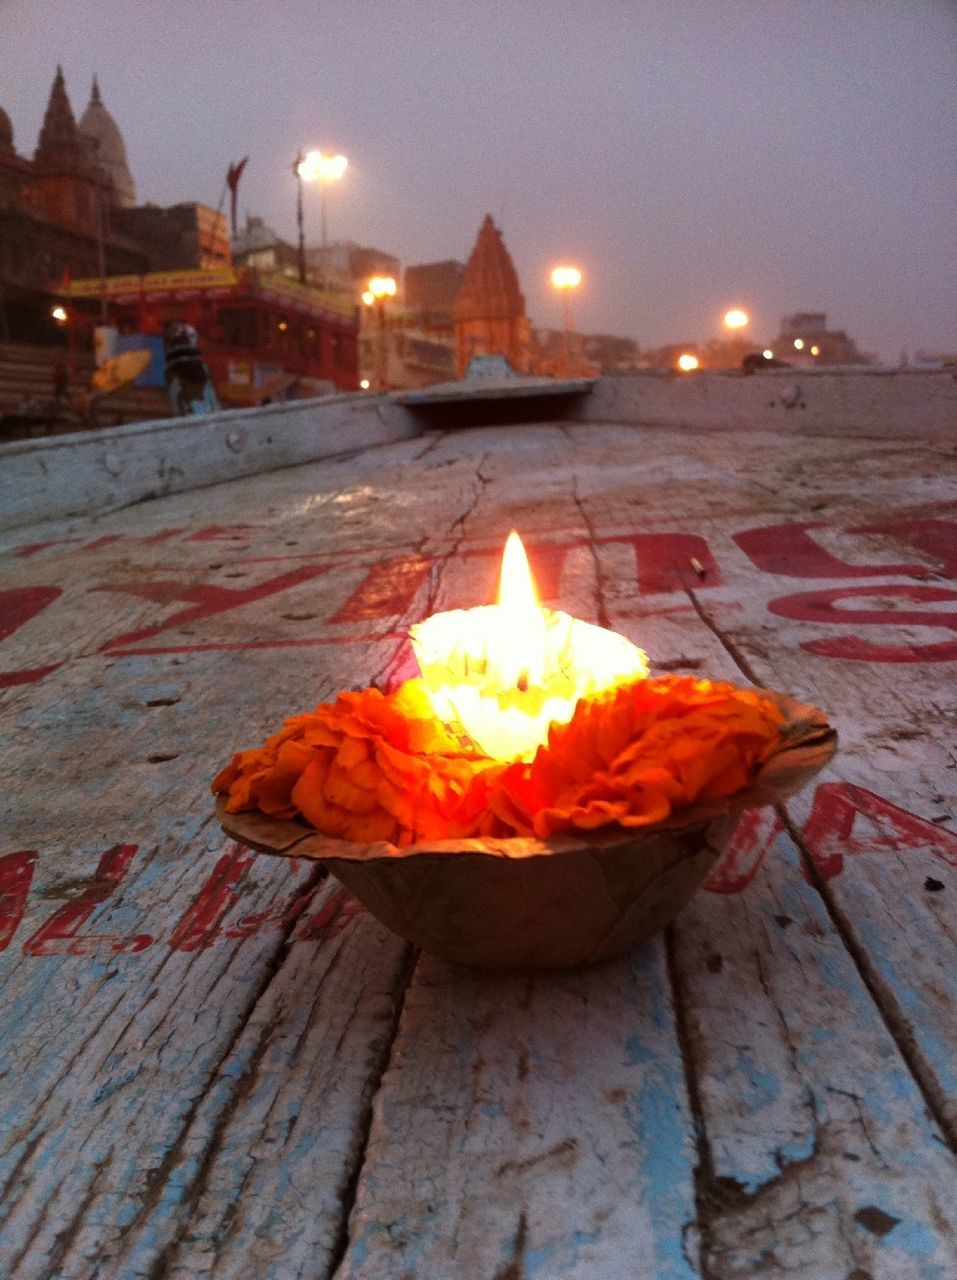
163,322 -> 220,416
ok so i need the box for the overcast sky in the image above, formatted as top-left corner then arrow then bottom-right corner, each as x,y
4,0 -> 955,358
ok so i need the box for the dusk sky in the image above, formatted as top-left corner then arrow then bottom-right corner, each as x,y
4,0 -> 955,360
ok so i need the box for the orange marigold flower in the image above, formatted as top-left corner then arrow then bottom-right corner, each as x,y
488,676 -> 784,838
213,680 -> 502,846
212,674 -> 784,847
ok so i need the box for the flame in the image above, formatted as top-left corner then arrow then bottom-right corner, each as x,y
410,531 -> 649,761
498,530 -> 539,611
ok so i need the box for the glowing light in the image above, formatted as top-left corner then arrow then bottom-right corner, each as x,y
810,344 -> 820,356
361,290 -> 375,307
677,353 -> 699,372
367,276 -> 397,300
297,151 -> 348,183
550,265 -> 582,290
277,321 -> 288,331
410,531 -> 648,760
51,305 -> 68,323
723,308 -> 749,330
793,338 -> 805,350
359,378 -> 370,389
762,349 -> 774,360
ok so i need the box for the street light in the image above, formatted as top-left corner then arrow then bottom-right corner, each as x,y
363,275 -> 397,390
723,308 -> 749,331
677,353 -> 699,372
293,149 -> 348,286
550,265 -> 582,376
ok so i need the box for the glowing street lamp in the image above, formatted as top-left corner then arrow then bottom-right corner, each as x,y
363,276 -> 397,391
293,149 -> 349,285
550,265 -> 582,376
677,353 -> 699,372
723,308 -> 749,332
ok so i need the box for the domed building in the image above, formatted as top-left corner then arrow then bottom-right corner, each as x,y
79,76 -> 135,208
0,68 -> 148,343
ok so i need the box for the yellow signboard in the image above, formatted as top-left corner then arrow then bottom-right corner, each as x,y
64,268 -> 356,321
67,268 -> 239,299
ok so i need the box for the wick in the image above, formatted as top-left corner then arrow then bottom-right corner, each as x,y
517,672 -> 529,693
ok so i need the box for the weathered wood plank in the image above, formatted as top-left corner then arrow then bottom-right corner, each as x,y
336,947 -> 700,1280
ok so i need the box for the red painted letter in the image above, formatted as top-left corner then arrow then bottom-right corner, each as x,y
168,845 -> 256,951
802,783 -> 957,881
21,844 -> 152,956
768,584 -> 957,662
0,852 -> 37,951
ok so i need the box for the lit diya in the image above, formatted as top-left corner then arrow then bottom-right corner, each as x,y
214,533 -> 836,967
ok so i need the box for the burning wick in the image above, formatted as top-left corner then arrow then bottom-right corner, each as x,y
410,530 -> 648,761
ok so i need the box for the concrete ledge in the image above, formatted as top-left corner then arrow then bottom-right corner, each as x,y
0,392 -> 421,531
576,367 -> 957,438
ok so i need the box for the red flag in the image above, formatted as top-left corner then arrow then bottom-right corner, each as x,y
226,157 -> 249,237
226,157 -> 249,194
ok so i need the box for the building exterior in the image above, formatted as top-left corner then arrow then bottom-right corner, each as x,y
305,241 -> 400,294
405,260 -> 464,322
78,75 -> 135,208
0,68 -> 149,342
772,311 -> 872,365
64,265 -> 359,398
116,202 -> 230,272
453,216 -> 531,376
231,215 -> 300,278
533,327 -> 638,375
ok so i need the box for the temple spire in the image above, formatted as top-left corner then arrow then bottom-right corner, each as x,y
34,65 -> 84,166
454,214 -> 526,322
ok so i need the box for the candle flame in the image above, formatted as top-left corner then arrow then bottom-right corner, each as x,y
498,530 -> 539,611
410,531 -> 649,760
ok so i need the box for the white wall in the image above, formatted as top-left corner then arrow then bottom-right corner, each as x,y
579,368 -> 957,438
3,369 -> 953,531
0,393 -> 420,531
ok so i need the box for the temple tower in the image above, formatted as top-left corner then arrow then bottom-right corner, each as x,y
33,66 -> 99,233
453,215 -> 531,376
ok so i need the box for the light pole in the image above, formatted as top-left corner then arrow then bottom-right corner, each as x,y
293,150 -> 348,287
722,307 -> 749,369
550,265 -> 582,376
362,275 -> 397,390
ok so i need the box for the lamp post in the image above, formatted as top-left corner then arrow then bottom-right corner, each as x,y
722,307 -> 749,370
51,304 -> 77,381
293,150 -> 348,287
362,275 -> 397,391
550,265 -> 582,376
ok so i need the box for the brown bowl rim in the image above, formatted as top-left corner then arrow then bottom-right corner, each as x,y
215,685 -> 836,864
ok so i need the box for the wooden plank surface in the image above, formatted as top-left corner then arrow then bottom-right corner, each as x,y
1,415 -> 955,1278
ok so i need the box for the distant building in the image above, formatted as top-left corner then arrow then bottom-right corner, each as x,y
453,215 -> 530,376
1,69 -> 234,345
306,241 -> 400,294
116,202 -> 230,272
533,327 -> 638,375
405,260 -> 464,322
772,311 -> 872,365
78,75 -> 135,208
0,68 -> 149,341
232,215 -> 299,278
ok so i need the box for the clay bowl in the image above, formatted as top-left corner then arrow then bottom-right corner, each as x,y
217,689 -> 835,969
